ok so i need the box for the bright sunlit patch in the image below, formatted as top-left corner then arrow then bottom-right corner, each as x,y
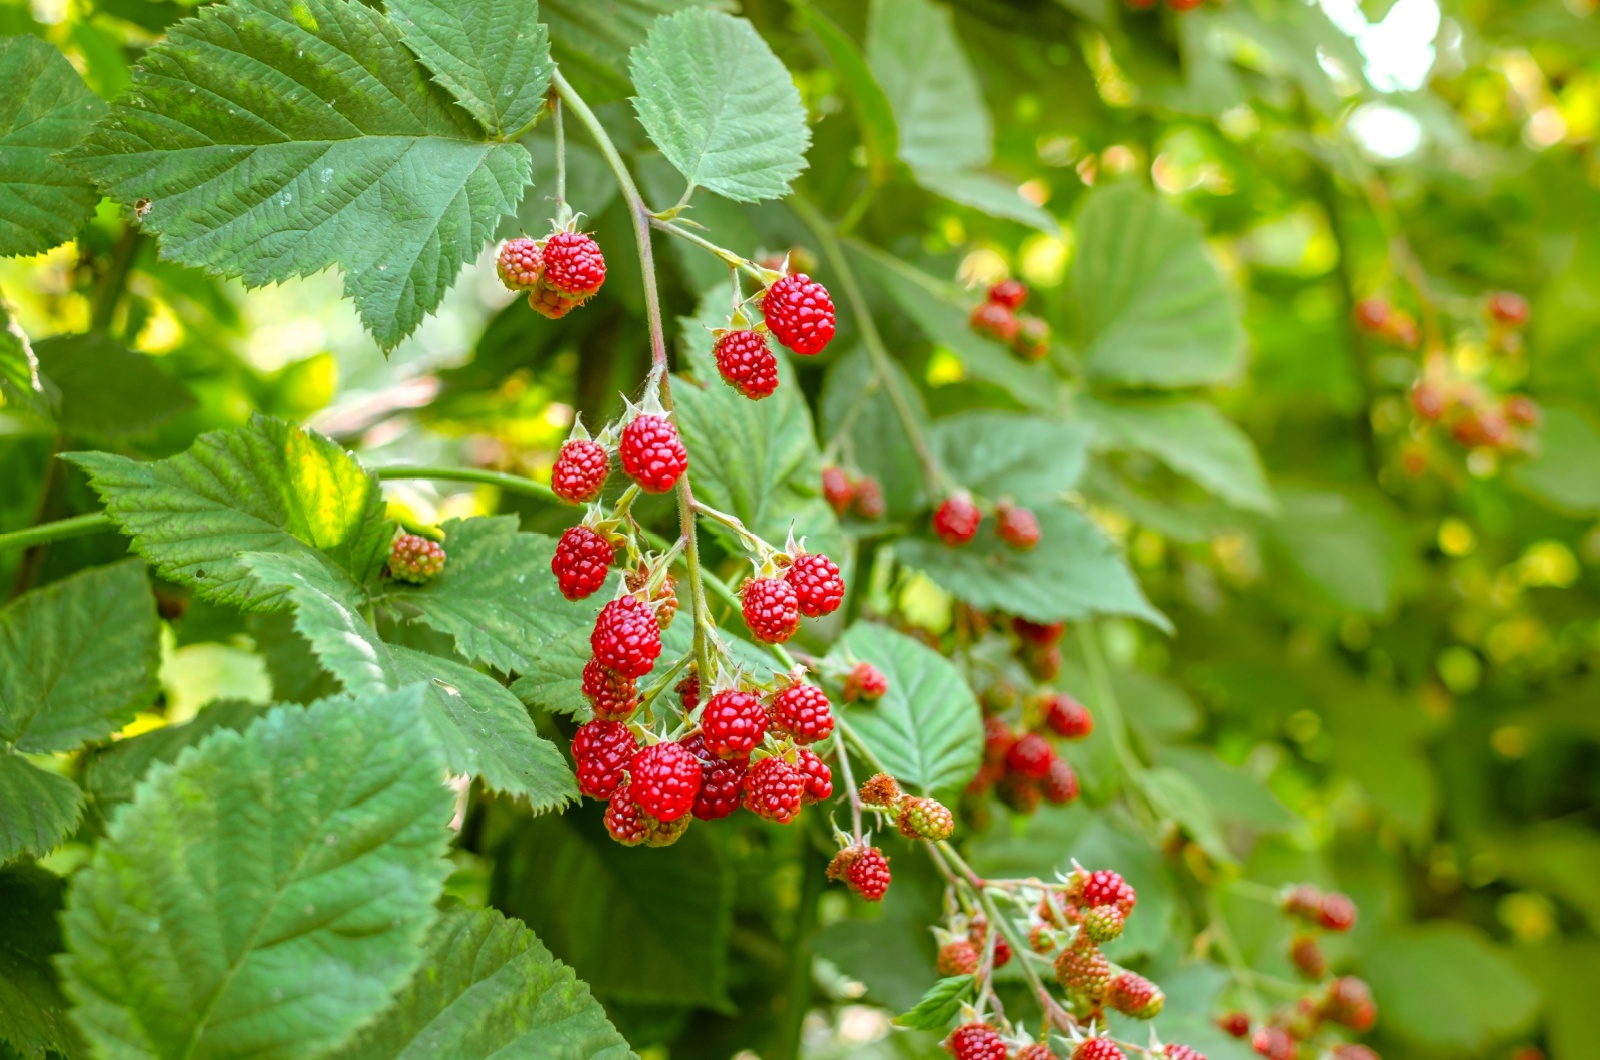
1348,102 -> 1425,160
1321,0 -> 1440,92
1019,232 -> 1071,287
957,247 -> 1009,288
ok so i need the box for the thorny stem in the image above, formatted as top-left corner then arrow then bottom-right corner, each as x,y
830,727 -> 864,839
552,68 -> 714,688
787,192 -> 944,498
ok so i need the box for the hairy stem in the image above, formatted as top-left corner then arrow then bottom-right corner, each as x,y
0,512 -> 112,556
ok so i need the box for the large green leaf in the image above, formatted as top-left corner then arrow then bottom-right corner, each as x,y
495,800 -> 734,1010
1077,395 -> 1274,512
385,517 -> 580,674
931,411 -> 1091,505
329,905 -> 632,1060
0,36 -> 107,258
911,168 -> 1058,235
829,621 -> 982,794
67,0 -> 531,349
244,551 -> 577,809
1510,405 -> 1600,515
67,414 -> 393,612
865,0 -> 990,171
0,561 -> 160,755
542,0 -> 731,99
1074,184 -> 1243,388
1362,924 -> 1539,1053
798,5 -> 898,183
60,687 -> 454,1060
386,0 -> 552,139
0,865 -> 83,1060
81,700 -> 267,809
0,756 -> 83,866
32,333 -> 193,443
629,9 -> 809,202
1263,488 -> 1411,616
892,975 -> 973,1031
895,504 -> 1170,631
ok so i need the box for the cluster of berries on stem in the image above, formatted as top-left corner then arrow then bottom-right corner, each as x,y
497,219 -> 607,319
968,279 -> 1052,362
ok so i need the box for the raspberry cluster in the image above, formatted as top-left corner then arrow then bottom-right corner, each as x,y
820,464 -> 886,521
851,773 -> 956,843
387,533 -> 446,584
497,228 -> 607,319
931,492 -> 1041,552
967,279 -> 1052,362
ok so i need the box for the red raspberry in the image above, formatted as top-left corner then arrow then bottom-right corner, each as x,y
983,716 -> 1016,764
933,493 -> 982,546
743,755 -> 805,823
1410,381 -> 1446,421
1080,869 -> 1136,915
551,437 -> 610,503
590,595 -> 662,679
572,719 -> 636,799
741,576 -> 801,643
389,533 -> 446,584
1042,756 -> 1079,804
794,747 -> 833,803
1108,971 -> 1164,1018
680,733 -> 748,820
828,844 -> 891,900
1505,394 -> 1541,427
821,465 -> 855,515
1072,1038 -> 1126,1060
1319,891 -> 1357,931
1283,883 -> 1323,920
945,1023 -> 1007,1060
604,784 -> 647,845
676,671 -> 701,711
581,658 -> 638,721
1054,938 -> 1112,996
1252,1027 -> 1297,1060
1018,1046 -> 1058,1060
1289,934 -> 1326,979
713,329 -> 779,400
1321,977 -> 1375,1030
1160,1047 -> 1206,1060
1043,694 -> 1094,739
997,774 -> 1041,814
552,526 -> 612,601
970,300 -> 1019,342
762,273 -> 835,355
852,477 -> 886,519
842,661 -> 888,702
1013,316 -> 1051,361
1217,1012 -> 1251,1039
496,237 -> 542,290
896,795 -> 955,840
1353,298 -> 1390,332
1081,904 -> 1124,942
770,683 -> 834,743
987,279 -> 1028,310
540,231 -> 606,297
700,689 -> 769,759
619,414 -> 688,493
628,741 -> 702,822
1488,290 -> 1529,327
784,550 -> 844,617
936,939 -> 980,976
1005,732 -> 1054,780
996,504 -> 1041,550
966,918 -> 1011,968
1013,617 -> 1066,646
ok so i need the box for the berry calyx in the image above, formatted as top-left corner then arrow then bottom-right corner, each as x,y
389,533 -> 446,584
680,733 -> 748,821
945,1023 -> 1007,1060
770,683 -> 834,744
700,689 -> 769,760
857,772 -> 903,807
784,550 -> 845,617
794,747 -> 833,803
713,328 -> 780,400
933,493 -> 982,546
743,754 -> 806,823
1082,904 -> 1125,943
496,237 -> 542,290
1043,693 -> 1094,739
1108,970 -> 1165,1018
619,414 -> 688,493
896,795 -> 955,841
581,658 -> 638,721
1005,732 -> 1055,780
627,741 -> 703,822
829,844 -> 891,901
1079,869 -> 1137,915
762,273 -> 836,355
741,576 -> 802,643
987,278 -> 1028,310
970,300 -> 1019,342
1042,756 -> 1080,804
936,939 -> 981,976
572,719 -> 636,799
1072,1037 -> 1126,1060
843,661 -> 889,702
996,503 -> 1041,550
552,437 -> 610,503
591,595 -> 663,679
552,525 -> 613,601
822,465 -> 855,515
604,784 -> 649,846
540,230 -> 606,297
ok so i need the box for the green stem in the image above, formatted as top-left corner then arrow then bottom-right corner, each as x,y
650,218 -> 767,280
89,227 -> 140,334
374,464 -> 559,502
0,512 -> 112,555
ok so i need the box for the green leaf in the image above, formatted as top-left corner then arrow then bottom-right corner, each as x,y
629,9 -> 810,202
0,756 -> 83,865
1141,766 -> 1233,866
386,517 -> 580,674
329,905 -> 632,1060
81,700 -> 266,809
911,168 -> 1058,235
931,411 -> 1091,505
830,621 -> 982,794
510,628 -> 594,719
542,0 -> 732,100
495,800 -> 734,1009
32,333 -> 193,443
1152,746 -> 1297,833
1362,924 -> 1540,1053
1263,488 -> 1411,616
865,0 -> 991,170
799,5 -> 898,183
895,504 -> 1170,631
0,36 -> 108,258
386,0 -> 552,139
66,414 -> 393,612
0,864 -> 83,1060
1510,405 -> 1600,515
892,975 -> 973,1030
67,0 -> 531,349
0,560 -> 160,755
59,687 -> 454,1060
820,345 -> 931,518
0,298 -> 50,419
244,550 -> 578,809
1074,184 -> 1244,388
1077,395 -> 1274,512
